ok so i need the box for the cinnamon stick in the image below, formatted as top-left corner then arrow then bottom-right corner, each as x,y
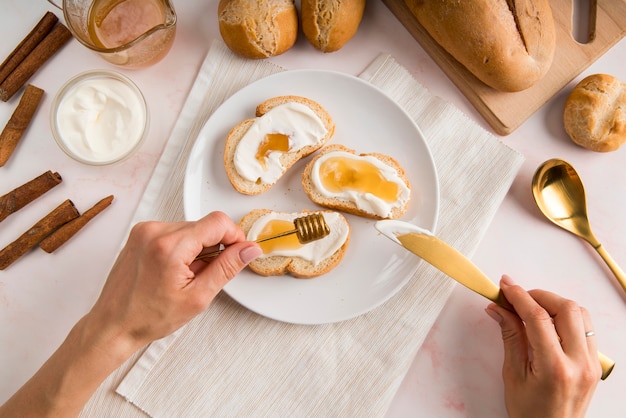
0,12 -> 59,85
0,199 -> 79,270
0,84 -> 44,166
40,195 -> 114,253
0,170 -> 62,223
0,23 -> 72,102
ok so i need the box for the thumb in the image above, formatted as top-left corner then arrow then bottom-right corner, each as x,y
193,242 -> 263,297
486,303 -> 530,375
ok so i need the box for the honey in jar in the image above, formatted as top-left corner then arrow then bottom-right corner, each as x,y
85,0 -> 176,67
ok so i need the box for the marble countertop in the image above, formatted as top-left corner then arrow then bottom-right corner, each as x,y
1,1 -> 625,416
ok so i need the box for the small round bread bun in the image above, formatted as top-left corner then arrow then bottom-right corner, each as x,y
563,74 -> 626,152
301,0 -> 366,53
218,0 -> 298,59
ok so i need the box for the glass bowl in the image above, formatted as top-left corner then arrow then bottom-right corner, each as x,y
50,70 -> 149,165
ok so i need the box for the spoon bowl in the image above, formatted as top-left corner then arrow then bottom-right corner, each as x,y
532,158 -> 626,293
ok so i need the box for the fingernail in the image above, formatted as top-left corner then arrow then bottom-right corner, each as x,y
485,307 -> 503,324
500,275 -> 515,287
240,245 -> 263,264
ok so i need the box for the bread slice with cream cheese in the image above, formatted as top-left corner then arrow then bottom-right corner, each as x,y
302,144 -> 411,219
224,95 -> 335,195
239,209 -> 350,278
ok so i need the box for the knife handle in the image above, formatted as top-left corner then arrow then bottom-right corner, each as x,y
598,352 -> 615,380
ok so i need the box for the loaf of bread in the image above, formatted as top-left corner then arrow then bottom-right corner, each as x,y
301,0 -> 366,53
218,0 -> 298,59
302,144 -> 411,219
405,0 -> 556,92
563,74 -> 626,152
239,209 -> 350,278
224,95 -> 335,195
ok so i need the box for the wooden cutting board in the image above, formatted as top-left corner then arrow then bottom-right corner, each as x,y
383,0 -> 626,135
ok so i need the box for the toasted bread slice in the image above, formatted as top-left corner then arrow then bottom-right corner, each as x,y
239,209 -> 350,278
224,95 -> 335,195
302,144 -> 411,219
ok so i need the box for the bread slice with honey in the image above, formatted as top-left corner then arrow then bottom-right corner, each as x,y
239,209 -> 350,278
224,95 -> 335,195
302,144 -> 411,219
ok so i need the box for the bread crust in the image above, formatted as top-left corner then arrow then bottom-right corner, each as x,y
218,0 -> 298,59
405,0 -> 556,92
239,209 -> 350,278
563,74 -> 626,152
301,0 -> 367,53
224,95 -> 335,195
302,144 -> 410,219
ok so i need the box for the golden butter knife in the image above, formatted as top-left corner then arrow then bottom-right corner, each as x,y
375,220 -> 614,380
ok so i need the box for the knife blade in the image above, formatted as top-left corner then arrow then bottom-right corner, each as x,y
375,220 -> 513,310
374,219 -> 614,380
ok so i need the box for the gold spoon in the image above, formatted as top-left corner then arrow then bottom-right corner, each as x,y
531,158 -> 626,293
194,213 -> 331,261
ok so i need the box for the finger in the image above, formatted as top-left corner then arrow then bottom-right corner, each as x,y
527,289 -> 587,357
486,303 -> 530,377
194,244 -> 221,259
580,307 -> 597,352
195,211 -> 246,248
181,212 -> 246,263
192,242 -> 262,298
500,276 -> 561,356
580,307 -> 602,379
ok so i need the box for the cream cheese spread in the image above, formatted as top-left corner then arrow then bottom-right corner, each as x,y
311,150 -> 410,218
55,74 -> 146,164
233,102 -> 328,184
246,212 -> 348,266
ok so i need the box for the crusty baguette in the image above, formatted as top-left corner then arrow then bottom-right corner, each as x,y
239,209 -> 350,278
301,0 -> 367,53
302,144 -> 410,219
405,0 -> 556,92
218,0 -> 298,59
224,95 -> 335,195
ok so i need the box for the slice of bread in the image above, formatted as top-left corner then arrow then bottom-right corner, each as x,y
239,209 -> 350,278
224,95 -> 335,195
302,144 -> 411,219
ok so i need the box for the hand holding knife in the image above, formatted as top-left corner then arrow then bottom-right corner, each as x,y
375,220 -> 614,380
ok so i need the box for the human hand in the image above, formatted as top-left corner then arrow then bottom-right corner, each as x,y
485,275 -> 601,418
86,211 -> 262,352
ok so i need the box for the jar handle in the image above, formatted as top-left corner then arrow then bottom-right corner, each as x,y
47,0 -> 63,10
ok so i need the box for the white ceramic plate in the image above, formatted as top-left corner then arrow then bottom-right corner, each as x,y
184,70 -> 439,325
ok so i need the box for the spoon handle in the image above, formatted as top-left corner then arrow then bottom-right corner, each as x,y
595,244 -> 626,293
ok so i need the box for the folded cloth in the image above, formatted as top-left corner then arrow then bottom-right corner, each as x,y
80,40 -> 524,417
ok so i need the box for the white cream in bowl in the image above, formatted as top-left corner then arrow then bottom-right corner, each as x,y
51,70 -> 148,165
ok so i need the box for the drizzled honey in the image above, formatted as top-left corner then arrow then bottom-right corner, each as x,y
257,219 -> 303,254
255,133 -> 290,169
318,156 -> 399,202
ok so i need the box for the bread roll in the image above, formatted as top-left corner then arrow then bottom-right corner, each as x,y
301,0 -> 366,53
405,0 -> 556,92
302,144 -> 411,219
224,95 -> 335,195
239,209 -> 350,278
218,0 -> 298,59
563,74 -> 626,152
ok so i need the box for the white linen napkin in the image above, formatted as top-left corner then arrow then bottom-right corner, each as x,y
80,40 -> 524,417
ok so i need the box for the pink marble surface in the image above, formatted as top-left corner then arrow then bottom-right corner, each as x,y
1,1 -> 625,416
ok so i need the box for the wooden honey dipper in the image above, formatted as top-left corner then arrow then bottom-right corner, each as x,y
194,213 -> 330,261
